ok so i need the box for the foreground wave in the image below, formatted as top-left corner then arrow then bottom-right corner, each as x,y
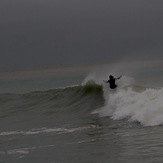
0,80 -> 163,127
0,82 -> 104,126
0,81 -> 103,108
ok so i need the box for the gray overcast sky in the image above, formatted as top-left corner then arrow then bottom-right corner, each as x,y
0,0 -> 163,70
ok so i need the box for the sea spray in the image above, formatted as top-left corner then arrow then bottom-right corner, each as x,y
95,86 -> 163,126
83,70 -> 163,126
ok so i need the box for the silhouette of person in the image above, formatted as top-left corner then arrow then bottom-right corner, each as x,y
104,75 -> 122,89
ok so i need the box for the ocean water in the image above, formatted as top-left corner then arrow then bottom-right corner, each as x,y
1,62 -> 163,163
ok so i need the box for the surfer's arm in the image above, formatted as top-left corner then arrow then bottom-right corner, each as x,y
103,80 -> 109,83
116,76 -> 122,80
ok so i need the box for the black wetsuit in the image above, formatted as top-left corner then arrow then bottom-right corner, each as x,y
107,76 -> 117,89
107,79 -> 117,89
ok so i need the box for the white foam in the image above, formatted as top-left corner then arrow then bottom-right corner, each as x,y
95,86 -> 163,126
83,68 -> 163,126
0,125 -> 96,136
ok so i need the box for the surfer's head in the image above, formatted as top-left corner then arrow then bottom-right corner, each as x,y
109,75 -> 114,79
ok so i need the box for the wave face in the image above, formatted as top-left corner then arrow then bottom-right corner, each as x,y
0,81 -> 103,106
0,81 -> 104,130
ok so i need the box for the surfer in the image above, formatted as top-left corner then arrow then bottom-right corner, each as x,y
104,75 -> 122,89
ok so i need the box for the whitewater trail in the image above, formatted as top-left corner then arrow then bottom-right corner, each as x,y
83,75 -> 163,126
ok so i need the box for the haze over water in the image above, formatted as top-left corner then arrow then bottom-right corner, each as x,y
1,0 -> 163,70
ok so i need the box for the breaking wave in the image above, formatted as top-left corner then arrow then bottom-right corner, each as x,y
93,82 -> 163,126
1,74 -> 163,127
